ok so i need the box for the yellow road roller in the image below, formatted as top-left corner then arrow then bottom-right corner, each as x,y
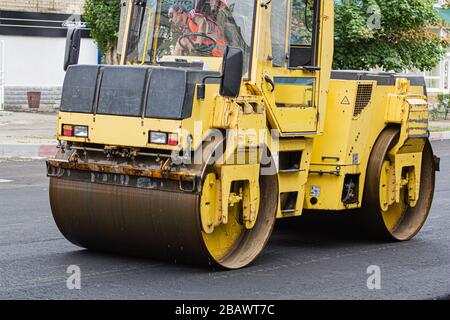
47,0 -> 440,269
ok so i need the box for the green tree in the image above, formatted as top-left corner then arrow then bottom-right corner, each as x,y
334,0 -> 449,71
437,93 -> 450,119
83,0 -> 121,64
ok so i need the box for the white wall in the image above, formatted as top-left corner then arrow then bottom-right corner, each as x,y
0,35 -> 98,87
1,0 -> 85,15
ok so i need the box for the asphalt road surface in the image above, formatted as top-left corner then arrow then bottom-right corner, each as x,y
0,141 -> 449,300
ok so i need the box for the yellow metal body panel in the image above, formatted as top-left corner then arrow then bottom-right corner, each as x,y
57,113 -> 182,150
220,164 -> 260,229
269,81 -> 318,133
276,138 -> 313,218
304,80 -> 426,211
201,173 -> 221,234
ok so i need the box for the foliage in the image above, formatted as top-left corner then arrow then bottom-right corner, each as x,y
334,0 -> 449,72
83,0 -> 121,55
436,93 -> 450,119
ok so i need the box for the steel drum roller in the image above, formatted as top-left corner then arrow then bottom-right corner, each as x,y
49,152 -> 278,269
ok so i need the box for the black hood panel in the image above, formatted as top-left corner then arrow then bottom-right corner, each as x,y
61,65 -> 218,120
60,65 -> 100,114
97,66 -> 148,117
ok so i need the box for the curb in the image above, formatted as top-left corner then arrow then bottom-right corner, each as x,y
0,144 -> 57,159
429,131 -> 450,141
0,132 -> 450,159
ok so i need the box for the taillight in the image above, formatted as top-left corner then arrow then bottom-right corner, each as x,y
168,133 -> 179,146
62,125 -> 73,137
62,125 -> 88,138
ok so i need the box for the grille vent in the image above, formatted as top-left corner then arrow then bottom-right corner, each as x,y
354,84 -> 373,117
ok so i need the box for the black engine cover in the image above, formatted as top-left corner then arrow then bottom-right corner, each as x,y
60,64 -> 218,120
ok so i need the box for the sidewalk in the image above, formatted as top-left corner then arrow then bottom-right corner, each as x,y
429,119 -> 450,140
0,111 -> 57,159
0,111 -> 450,159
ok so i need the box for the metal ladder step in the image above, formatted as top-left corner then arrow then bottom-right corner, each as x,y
279,168 -> 301,173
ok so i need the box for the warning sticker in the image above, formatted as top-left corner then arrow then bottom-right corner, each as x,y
341,96 -> 351,105
310,186 -> 321,197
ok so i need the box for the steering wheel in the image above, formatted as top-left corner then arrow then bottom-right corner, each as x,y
177,32 -> 217,55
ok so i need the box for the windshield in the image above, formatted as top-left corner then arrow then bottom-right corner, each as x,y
122,0 -> 255,73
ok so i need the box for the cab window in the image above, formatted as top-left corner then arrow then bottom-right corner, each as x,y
271,0 -> 288,67
289,0 -> 317,68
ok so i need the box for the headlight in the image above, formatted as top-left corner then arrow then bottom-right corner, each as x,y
74,126 -> 89,138
149,131 -> 168,144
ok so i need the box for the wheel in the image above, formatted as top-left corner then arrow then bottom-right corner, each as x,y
200,160 -> 278,269
361,127 -> 436,241
197,142 -> 279,269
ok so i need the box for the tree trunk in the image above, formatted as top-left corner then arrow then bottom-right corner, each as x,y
105,47 -> 119,65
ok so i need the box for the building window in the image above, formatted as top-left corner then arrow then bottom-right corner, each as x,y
424,63 -> 441,91
444,60 -> 449,91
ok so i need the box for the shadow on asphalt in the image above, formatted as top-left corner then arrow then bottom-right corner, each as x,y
53,210 -> 388,273
270,210 -> 389,247
56,245 -> 248,273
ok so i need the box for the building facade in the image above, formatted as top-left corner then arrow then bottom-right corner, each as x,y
0,0 -> 98,111
404,1 -> 450,106
0,0 -> 85,14
418,5 -> 450,101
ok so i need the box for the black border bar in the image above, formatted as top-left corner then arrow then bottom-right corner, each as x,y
0,10 -> 91,38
